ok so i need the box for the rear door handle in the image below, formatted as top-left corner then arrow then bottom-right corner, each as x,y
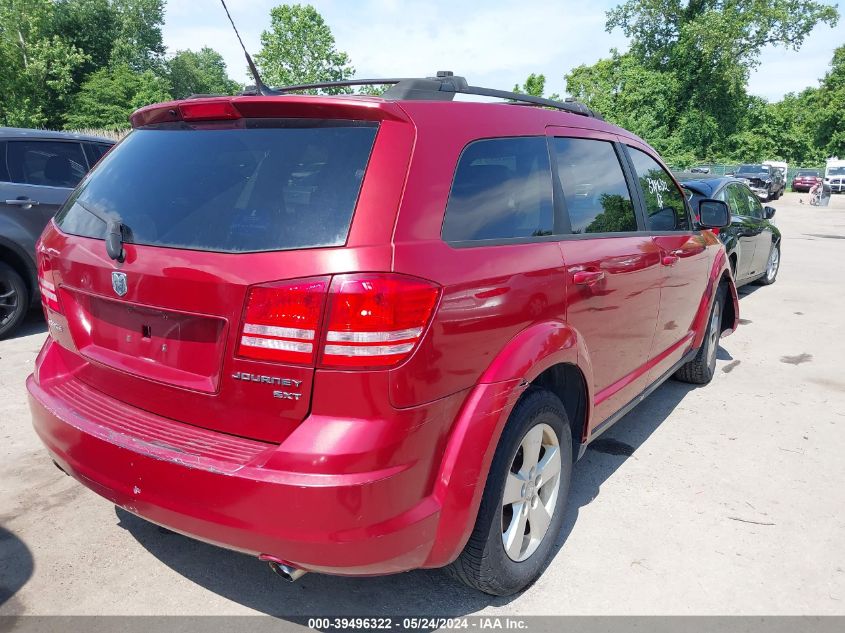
5,198 -> 39,207
662,254 -> 679,266
573,270 -> 605,285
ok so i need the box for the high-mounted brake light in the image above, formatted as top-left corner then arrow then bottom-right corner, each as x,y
179,101 -> 241,121
237,277 -> 329,364
320,274 -> 440,368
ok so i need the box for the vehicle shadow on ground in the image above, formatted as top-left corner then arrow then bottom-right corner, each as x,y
543,373 -> 702,573
0,525 -> 35,615
6,312 -> 47,340
115,346 -> 724,618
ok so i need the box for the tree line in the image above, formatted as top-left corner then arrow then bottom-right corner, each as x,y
560,0 -> 842,167
1,0 -> 842,169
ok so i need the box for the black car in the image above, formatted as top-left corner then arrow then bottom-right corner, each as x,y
678,175 -> 781,287
0,127 -> 115,338
732,164 -> 784,201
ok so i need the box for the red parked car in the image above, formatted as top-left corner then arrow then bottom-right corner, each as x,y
28,73 -> 738,596
791,169 -> 821,192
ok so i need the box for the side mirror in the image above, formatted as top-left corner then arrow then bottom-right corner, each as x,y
698,199 -> 730,229
764,206 -> 776,220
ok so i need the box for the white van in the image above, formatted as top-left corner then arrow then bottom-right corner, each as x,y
825,158 -> 845,193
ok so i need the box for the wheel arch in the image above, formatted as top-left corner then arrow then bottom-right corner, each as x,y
692,249 -> 739,349
425,320 -> 595,568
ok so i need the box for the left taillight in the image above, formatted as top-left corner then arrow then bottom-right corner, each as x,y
237,277 -> 330,365
236,273 -> 441,369
37,254 -> 61,314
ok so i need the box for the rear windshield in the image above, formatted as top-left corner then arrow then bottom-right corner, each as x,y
736,164 -> 766,174
797,170 -> 820,176
55,119 -> 378,253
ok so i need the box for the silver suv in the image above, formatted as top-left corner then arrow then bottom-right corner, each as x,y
0,128 -> 114,338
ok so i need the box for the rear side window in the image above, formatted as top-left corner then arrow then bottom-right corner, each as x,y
628,147 -> 690,232
56,120 -> 378,253
552,138 -> 637,234
723,184 -> 750,217
0,142 -> 8,182
7,140 -> 87,188
85,142 -> 113,166
442,137 -> 554,242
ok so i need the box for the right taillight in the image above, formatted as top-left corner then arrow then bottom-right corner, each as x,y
320,273 -> 440,369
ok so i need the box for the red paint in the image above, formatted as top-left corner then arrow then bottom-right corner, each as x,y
29,94 -> 738,576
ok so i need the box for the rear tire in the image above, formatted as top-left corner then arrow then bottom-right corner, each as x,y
674,285 -> 725,385
445,388 -> 572,596
0,262 -> 29,340
755,242 -> 780,286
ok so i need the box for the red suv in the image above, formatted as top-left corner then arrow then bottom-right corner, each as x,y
28,74 -> 738,596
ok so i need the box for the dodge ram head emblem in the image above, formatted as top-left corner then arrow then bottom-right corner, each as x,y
111,271 -> 128,297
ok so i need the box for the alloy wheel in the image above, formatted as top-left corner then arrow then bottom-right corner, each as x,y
707,299 -> 721,367
0,277 -> 20,328
766,247 -> 780,282
501,423 -> 562,562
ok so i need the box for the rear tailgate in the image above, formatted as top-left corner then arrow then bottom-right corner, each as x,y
38,98 -> 414,443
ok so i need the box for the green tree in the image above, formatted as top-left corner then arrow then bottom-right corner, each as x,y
815,44 -> 845,158
52,0 -> 119,80
513,73 -> 561,100
255,4 -> 354,93
566,0 -> 839,164
514,73 -> 546,97
110,0 -> 166,72
0,0 -> 87,127
357,83 -> 389,96
64,63 -> 170,130
168,48 -> 240,99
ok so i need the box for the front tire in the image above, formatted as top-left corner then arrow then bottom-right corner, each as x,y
674,285 -> 725,385
445,389 -> 572,596
756,242 -> 780,286
0,262 -> 29,340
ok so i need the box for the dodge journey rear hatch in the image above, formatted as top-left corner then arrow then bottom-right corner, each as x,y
37,97 -> 414,443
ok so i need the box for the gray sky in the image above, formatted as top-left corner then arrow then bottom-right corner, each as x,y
164,0 -> 845,101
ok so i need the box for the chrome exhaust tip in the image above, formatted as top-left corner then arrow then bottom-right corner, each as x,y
267,561 -> 307,582
259,554 -> 307,582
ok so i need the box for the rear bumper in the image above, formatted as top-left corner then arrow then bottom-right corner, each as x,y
28,347 -> 466,575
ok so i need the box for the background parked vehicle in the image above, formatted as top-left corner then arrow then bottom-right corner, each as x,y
763,160 -> 788,190
28,76 -> 737,597
825,158 -> 845,194
791,168 -> 822,192
734,163 -> 784,201
679,175 -> 781,286
0,128 -> 115,338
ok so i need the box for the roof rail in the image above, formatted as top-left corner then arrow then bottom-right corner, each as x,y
267,71 -> 602,119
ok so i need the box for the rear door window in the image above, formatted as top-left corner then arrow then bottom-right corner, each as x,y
84,142 -> 113,166
441,137 -> 554,242
7,140 -> 88,188
724,184 -> 750,217
56,120 -> 378,253
0,142 -> 8,182
552,138 -> 637,234
628,147 -> 690,232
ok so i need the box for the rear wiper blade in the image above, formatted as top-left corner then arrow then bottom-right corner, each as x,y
74,199 -> 126,263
